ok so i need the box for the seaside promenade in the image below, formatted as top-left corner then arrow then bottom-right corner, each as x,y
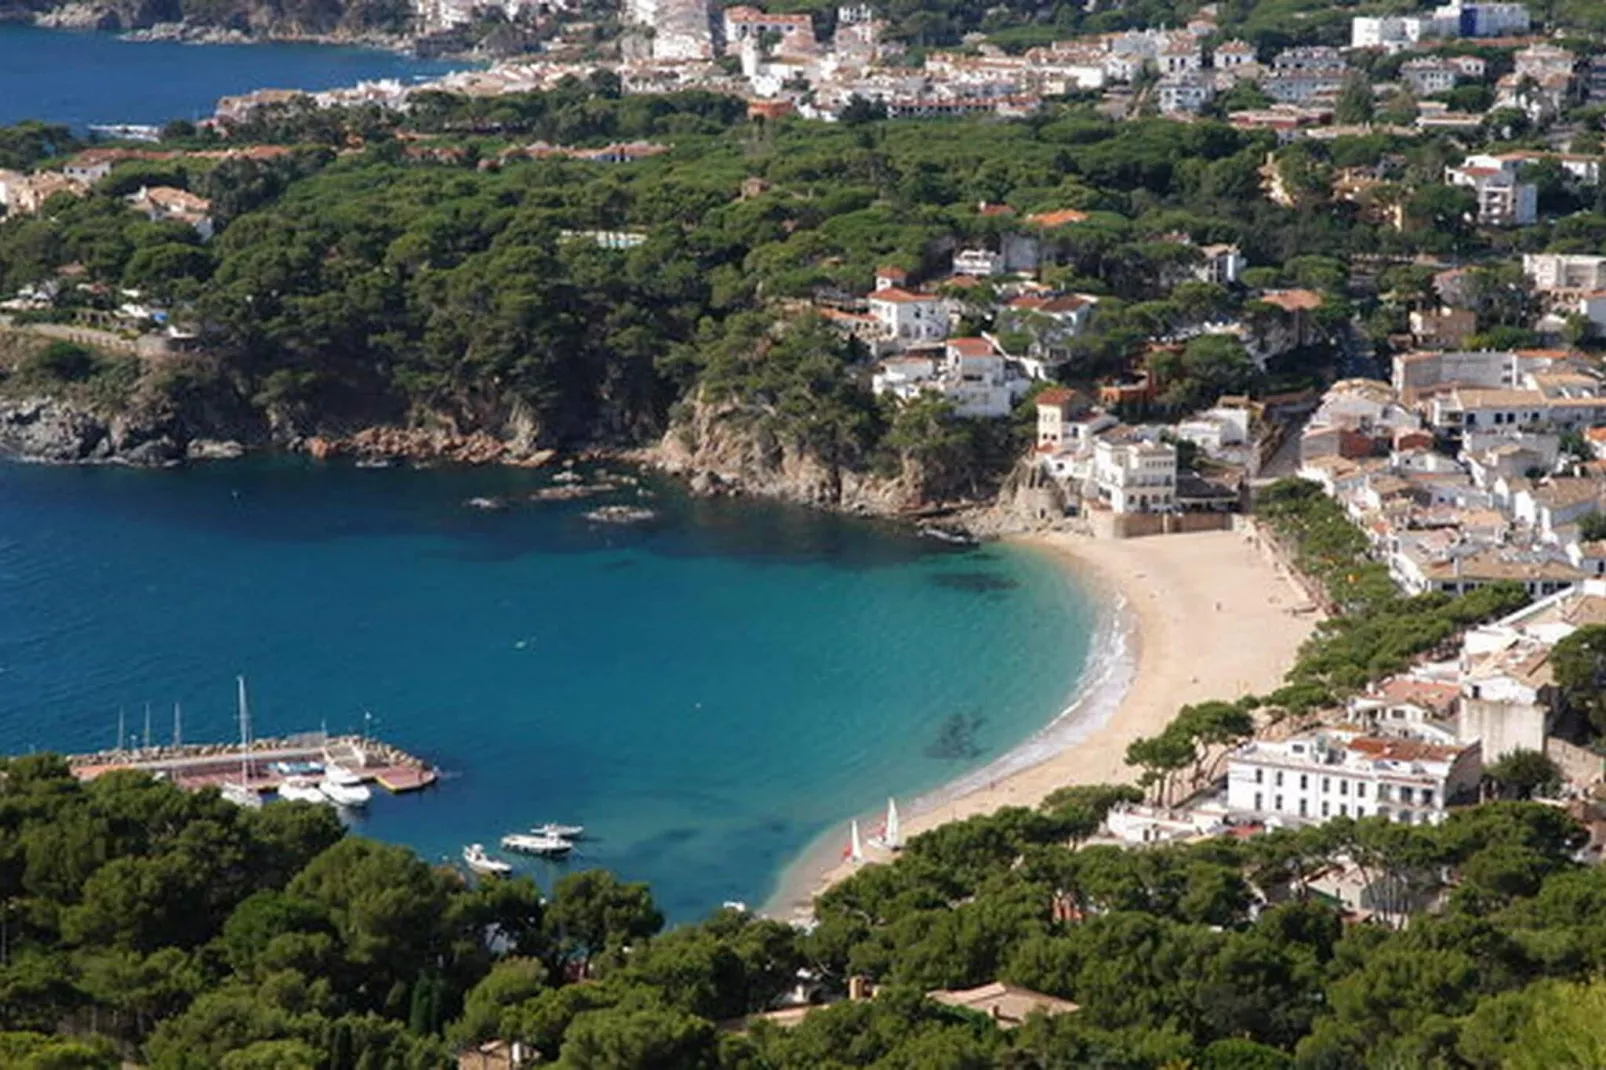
772,527 -> 1320,918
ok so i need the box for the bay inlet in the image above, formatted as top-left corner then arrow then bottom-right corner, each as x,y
0,460 -> 1095,919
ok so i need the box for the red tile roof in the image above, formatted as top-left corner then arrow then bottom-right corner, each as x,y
869,287 -> 935,304
947,337 -> 996,357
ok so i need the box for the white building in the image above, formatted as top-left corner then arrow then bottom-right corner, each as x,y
1456,578 -> 1606,758
866,287 -> 948,348
940,337 -> 1026,418
951,248 -> 1004,276
1226,731 -> 1482,826
1351,15 -> 1432,52
1194,243 -> 1246,286
1092,430 -> 1177,514
1174,404 -> 1251,457
1156,71 -> 1216,114
1523,253 -> 1606,294
1447,156 -> 1538,227
1034,387 -> 1081,450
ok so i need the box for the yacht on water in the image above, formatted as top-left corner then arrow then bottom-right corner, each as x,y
500,832 -> 573,857
463,843 -> 513,876
531,823 -> 585,839
277,776 -> 330,805
319,775 -> 371,808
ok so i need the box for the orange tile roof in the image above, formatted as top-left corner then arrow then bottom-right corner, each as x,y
1027,208 -> 1089,228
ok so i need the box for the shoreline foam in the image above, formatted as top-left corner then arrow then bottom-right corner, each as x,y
762,526 -> 1320,922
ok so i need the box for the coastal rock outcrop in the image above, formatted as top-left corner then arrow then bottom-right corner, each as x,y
0,394 -> 187,465
647,392 -> 922,516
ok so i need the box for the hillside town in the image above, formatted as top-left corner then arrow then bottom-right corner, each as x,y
202,0 -> 1606,131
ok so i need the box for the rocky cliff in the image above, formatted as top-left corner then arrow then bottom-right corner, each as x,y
647,392 -> 935,516
0,394 -> 194,464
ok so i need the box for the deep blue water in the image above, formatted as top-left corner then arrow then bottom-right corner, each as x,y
0,461 -> 1092,919
0,25 -> 463,128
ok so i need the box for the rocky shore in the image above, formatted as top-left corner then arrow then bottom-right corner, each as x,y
0,388 -> 1058,536
299,426 -> 556,467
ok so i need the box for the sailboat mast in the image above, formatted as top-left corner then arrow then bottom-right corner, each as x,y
117,708 -> 125,754
237,676 -> 250,786
143,703 -> 152,753
173,702 -> 182,749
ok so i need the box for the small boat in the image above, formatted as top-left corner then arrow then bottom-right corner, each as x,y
277,776 -> 330,805
463,843 -> 513,876
271,760 -> 323,777
531,823 -> 585,839
320,776 -> 372,808
885,797 -> 902,851
500,833 -> 574,857
221,781 -> 263,809
919,525 -> 977,546
465,496 -> 507,511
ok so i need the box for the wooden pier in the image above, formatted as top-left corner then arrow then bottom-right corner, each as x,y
67,731 -> 437,798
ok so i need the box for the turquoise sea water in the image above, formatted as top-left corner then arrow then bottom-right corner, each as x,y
0,461 -> 1094,919
0,25 -> 463,128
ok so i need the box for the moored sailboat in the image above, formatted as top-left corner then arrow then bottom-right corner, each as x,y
220,676 -> 263,809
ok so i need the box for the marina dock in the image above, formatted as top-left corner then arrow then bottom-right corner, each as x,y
66,731 -> 437,798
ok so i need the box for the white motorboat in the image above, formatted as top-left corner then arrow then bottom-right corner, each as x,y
500,833 -> 574,857
320,776 -> 372,808
324,763 -> 366,787
463,843 -> 513,876
277,776 -> 330,805
531,823 -> 585,839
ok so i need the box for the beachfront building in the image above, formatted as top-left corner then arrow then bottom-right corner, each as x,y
1226,731 -> 1482,826
1035,387 -> 1082,450
1091,430 -> 1177,514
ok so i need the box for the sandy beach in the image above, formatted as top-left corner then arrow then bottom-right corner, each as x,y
766,526 -> 1321,920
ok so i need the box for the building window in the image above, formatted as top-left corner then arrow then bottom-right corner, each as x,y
1299,798 -> 1308,817
1255,768 -> 1264,784
1356,783 -> 1367,798
1398,810 -> 1413,825
1255,792 -> 1263,810
1322,777 -> 1330,793
1377,784 -> 1391,802
1399,786 -> 1413,804
1300,774 -> 1309,790
1275,795 -> 1284,811
1378,806 -> 1391,820
1275,772 -> 1284,788
1421,789 -> 1434,807
1321,800 -> 1330,818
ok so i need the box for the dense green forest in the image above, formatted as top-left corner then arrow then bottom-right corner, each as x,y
0,85 -> 1555,474
4,751 -> 1605,1068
